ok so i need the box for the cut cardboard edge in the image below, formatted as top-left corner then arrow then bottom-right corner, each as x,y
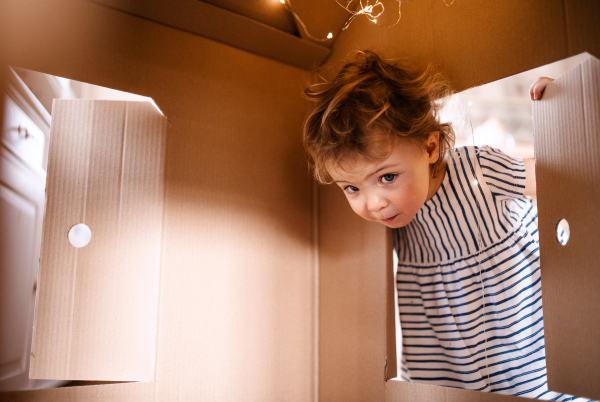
385,378 -> 525,401
1,381 -> 155,401
386,228 -> 398,380
147,98 -> 164,116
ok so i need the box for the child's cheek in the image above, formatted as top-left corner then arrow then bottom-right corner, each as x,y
402,184 -> 427,213
348,197 -> 371,221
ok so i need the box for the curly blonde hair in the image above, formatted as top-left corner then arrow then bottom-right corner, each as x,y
303,50 -> 455,183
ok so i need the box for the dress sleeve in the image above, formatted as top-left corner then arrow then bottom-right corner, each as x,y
477,145 -> 527,198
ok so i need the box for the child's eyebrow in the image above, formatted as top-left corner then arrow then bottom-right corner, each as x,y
366,163 -> 396,179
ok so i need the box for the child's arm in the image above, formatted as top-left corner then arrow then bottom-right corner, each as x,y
523,77 -> 555,196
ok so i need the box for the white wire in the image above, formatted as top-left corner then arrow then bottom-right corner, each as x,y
335,0 -> 401,30
467,90 -> 491,390
283,0 -> 456,39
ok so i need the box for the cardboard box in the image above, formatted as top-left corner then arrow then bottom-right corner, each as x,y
0,0 -> 598,401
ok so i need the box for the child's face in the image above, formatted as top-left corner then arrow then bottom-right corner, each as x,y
326,134 -> 442,229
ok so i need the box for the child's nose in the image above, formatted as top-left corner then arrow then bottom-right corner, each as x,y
367,194 -> 388,212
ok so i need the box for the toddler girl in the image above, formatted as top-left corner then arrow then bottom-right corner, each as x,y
303,51 -> 588,401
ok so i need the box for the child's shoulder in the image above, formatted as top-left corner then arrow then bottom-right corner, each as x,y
446,144 -> 526,191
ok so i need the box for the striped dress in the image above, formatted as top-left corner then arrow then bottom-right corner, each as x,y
393,146 -> 590,401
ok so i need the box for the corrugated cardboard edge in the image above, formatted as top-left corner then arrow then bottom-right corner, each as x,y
311,180 -> 320,401
385,379 -> 525,402
385,228 -> 397,381
0,381 -> 154,401
533,56 -> 600,400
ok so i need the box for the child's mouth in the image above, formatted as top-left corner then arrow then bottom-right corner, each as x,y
381,214 -> 399,223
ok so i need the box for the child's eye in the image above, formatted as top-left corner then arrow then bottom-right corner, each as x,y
381,173 -> 396,183
344,185 -> 359,194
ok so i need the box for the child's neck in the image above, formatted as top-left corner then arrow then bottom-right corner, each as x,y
426,159 -> 447,202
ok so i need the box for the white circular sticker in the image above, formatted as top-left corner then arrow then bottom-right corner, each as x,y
556,219 -> 570,246
68,223 -> 92,248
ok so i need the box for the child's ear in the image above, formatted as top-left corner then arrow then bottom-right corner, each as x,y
425,131 -> 441,164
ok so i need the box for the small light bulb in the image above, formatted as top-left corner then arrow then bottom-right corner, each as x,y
280,0 -> 285,3
372,19 -> 377,23
473,180 -> 478,185
327,32 -> 333,39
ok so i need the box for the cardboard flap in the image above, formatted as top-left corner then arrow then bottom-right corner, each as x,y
30,100 -> 167,381
533,55 -> 600,399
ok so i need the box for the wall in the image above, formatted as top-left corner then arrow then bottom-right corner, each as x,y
320,0 -> 600,91
0,0 -> 315,400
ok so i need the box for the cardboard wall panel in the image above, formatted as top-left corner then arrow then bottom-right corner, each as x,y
565,0 -> 600,58
1,0 -> 315,399
533,56 -> 600,400
318,184 -> 393,402
321,0 -> 570,92
30,100 -> 166,381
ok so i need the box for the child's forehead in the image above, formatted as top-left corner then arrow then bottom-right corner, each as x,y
325,151 -> 390,180
326,152 -> 375,174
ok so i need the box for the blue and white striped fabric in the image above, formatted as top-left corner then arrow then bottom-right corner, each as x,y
393,145 -> 591,401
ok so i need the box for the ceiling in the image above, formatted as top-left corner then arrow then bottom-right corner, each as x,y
90,0 -> 356,70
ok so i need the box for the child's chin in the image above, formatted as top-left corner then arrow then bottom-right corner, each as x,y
381,215 -> 413,229
380,220 -> 400,228
383,222 -> 404,229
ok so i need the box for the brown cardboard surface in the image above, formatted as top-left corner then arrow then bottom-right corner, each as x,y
1,0 -> 315,399
88,0 -> 330,70
565,1 -> 600,58
318,184 -> 389,402
322,0 -> 570,92
385,379 -> 524,402
288,0 -> 354,45
30,100 -> 167,381
202,0 -> 300,37
533,56 -> 600,400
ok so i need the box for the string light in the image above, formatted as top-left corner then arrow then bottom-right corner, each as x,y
280,0 -> 454,41
336,0 -> 401,30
